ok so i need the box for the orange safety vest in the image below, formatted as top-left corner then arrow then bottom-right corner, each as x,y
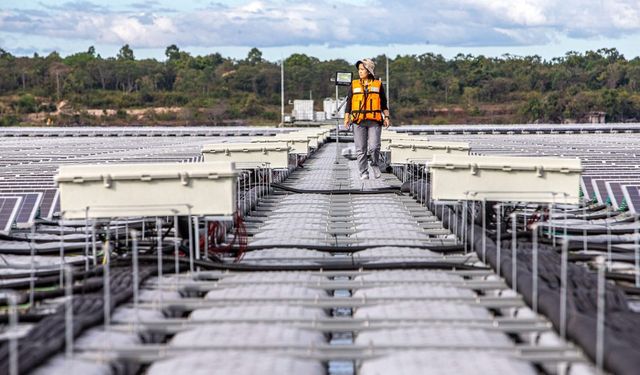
350,79 -> 383,124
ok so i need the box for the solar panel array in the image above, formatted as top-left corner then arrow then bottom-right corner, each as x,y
3,126 -> 640,228
0,134 -> 271,232
0,125 -> 638,375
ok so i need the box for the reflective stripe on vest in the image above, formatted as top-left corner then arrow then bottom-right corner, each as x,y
350,79 -> 383,123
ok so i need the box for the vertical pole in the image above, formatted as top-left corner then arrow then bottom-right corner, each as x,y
248,172 -> 253,213
188,211 -> 195,273
103,238 -> 111,328
58,222 -> 65,288
194,216 -> 201,261
7,291 -> 18,375
29,225 -> 35,307
471,201 -> 476,255
386,55 -> 390,110
280,58 -> 285,126
204,218 -> 210,260
84,209 -> 90,271
132,230 -> 139,310
550,201 -> 556,247
512,211 -> 517,291
482,198 -> 487,263
532,224 -> 539,313
496,204 -> 502,277
583,204 -> 588,253
560,240 -> 568,340
635,213 -> 640,287
606,209 -> 612,269
596,257 -> 606,374
174,215 -> 180,275
91,222 -> 97,266
242,172 -> 247,214
156,218 -> 163,306
65,266 -> 73,359
462,201 -> 468,254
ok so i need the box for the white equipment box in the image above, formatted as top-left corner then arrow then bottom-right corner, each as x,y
298,129 -> 329,143
293,100 -> 314,121
253,136 -> 310,155
294,130 -> 328,147
56,162 -> 237,219
381,131 -> 428,151
291,133 -> 319,149
202,142 -> 290,169
430,154 -> 582,204
389,140 -> 470,164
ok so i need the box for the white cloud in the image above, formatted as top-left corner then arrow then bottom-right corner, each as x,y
0,0 -> 638,51
461,0 -> 551,26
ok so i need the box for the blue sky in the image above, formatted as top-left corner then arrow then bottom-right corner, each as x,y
1,0 -> 639,61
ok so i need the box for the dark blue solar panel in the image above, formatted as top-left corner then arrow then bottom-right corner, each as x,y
0,192 -> 43,227
583,173 -> 640,203
591,176 -> 640,204
623,186 -> 640,214
0,188 -> 59,220
39,189 -> 59,220
606,181 -> 640,210
0,196 -> 22,234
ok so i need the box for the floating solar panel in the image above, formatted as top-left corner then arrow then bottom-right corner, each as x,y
39,188 -> 60,220
622,185 -> 640,214
605,181 -> 640,210
581,173 -> 640,202
591,177 -> 640,205
0,196 -> 22,234
0,188 -> 58,219
0,192 -> 43,228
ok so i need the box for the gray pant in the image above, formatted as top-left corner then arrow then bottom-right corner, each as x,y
353,121 -> 382,174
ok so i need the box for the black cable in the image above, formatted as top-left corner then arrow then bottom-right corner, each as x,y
0,278 -> 104,306
227,243 -> 466,254
0,268 -> 60,280
0,313 -> 50,324
435,195 -> 640,375
0,265 -> 157,374
132,255 -> 485,272
565,242 -> 637,253
0,265 -> 100,289
271,182 -> 401,195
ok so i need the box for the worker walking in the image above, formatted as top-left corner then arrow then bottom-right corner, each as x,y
344,58 -> 391,180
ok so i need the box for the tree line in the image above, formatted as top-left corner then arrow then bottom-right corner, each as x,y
0,45 -> 639,125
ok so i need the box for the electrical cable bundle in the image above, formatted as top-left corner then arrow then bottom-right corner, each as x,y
430,192 -> 640,375
0,265 -> 156,374
205,211 -> 247,262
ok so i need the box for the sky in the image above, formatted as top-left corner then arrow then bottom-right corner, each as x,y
1,0 -> 639,62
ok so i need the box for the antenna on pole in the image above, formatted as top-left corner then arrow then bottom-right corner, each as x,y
280,57 -> 284,127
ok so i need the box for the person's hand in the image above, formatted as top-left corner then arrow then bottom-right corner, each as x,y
383,117 -> 391,128
343,120 -> 351,130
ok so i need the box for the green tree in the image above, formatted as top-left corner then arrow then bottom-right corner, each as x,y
246,48 -> 263,65
117,44 -> 135,61
165,44 -> 181,61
